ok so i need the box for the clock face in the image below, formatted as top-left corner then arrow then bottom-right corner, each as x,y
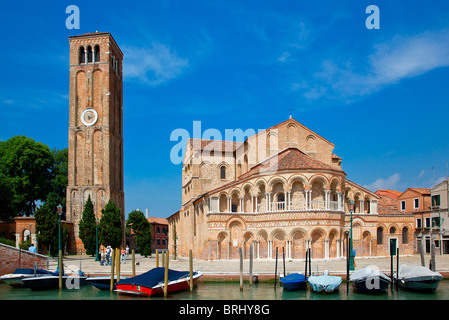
81,108 -> 98,126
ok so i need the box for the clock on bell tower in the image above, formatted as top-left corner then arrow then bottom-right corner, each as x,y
66,32 -> 125,253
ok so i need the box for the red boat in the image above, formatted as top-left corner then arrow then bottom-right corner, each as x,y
115,267 -> 203,296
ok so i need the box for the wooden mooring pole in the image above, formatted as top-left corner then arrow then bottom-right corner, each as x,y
116,247 -> 120,282
274,247 -> 278,288
164,250 -> 169,297
396,248 -> 400,291
346,234 -> 350,291
189,250 -> 193,292
58,249 -> 62,290
282,246 -> 286,277
239,247 -> 244,291
305,249 -> 308,279
249,244 -> 254,286
132,249 -> 135,277
110,249 -> 115,292
308,248 -> 311,277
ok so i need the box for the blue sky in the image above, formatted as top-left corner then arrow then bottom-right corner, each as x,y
1,1 -> 449,219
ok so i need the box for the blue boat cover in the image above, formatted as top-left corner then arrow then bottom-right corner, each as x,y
13,268 -> 55,275
116,267 -> 190,288
280,273 -> 306,284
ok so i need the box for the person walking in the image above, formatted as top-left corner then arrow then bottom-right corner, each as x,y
106,246 -> 111,265
121,248 -> 126,264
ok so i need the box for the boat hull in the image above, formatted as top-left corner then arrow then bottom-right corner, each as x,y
0,269 -> 56,288
87,276 -> 118,290
115,271 -> 202,297
395,265 -> 443,292
352,276 -> 390,293
398,278 -> 442,292
22,276 -> 88,290
281,281 -> 307,291
1,276 -> 30,288
280,274 -> 307,291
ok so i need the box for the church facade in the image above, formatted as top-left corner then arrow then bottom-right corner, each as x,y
168,118 -> 415,260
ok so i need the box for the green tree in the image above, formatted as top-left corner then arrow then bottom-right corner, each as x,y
0,136 -> 54,219
126,210 -> 152,257
47,148 -> 68,214
34,198 -> 67,257
79,195 -> 97,255
98,199 -> 123,249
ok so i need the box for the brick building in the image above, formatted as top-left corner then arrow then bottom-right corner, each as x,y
397,188 -> 432,254
430,180 -> 449,254
168,118 -> 415,260
147,217 -> 169,252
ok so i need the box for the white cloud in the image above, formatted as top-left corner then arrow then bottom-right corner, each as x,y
297,28 -> 449,102
123,42 -> 189,85
363,173 -> 401,191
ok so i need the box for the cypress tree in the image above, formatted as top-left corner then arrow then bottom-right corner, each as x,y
98,199 -> 123,250
79,195 -> 97,255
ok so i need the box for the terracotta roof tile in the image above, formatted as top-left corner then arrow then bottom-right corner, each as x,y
147,217 -> 168,225
375,189 -> 402,199
408,188 -> 431,194
190,139 -> 242,153
239,148 -> 343,180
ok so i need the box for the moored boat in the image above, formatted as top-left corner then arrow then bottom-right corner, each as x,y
350,266 -> 391,293
115,267 -> 203,296
394,264 -> 443,292
280,273 -> 307,291
0,268 -> 55,288
308,271 -> 342,293
87,276 -> 118,290
22,269 -> 88,290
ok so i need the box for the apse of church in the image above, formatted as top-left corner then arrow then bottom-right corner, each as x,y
168,118 -> 415,260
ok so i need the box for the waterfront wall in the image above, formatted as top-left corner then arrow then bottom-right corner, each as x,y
0,243 -> 49,276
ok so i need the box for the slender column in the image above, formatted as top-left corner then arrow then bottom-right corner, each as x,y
360,200 -> 364,214
336,240 -> 340,258
307,190 -> 312,210
337,192 -> 340,207
239,197 -> 244,213
305,191 -> 309,210
324,239 -> 329,259
287,191 -> 291,210
227,197 -> 231,212
324,190 -> 330,210
266,192 -> 271,212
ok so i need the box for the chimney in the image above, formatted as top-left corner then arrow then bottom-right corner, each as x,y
145,208 -> 149,218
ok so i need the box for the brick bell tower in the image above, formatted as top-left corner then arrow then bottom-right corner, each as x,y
66,32 -> 125,253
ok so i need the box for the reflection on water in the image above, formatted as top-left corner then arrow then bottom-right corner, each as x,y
1,280 -> 448,300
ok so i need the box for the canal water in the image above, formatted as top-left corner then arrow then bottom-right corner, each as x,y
1,280 -> 449,300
